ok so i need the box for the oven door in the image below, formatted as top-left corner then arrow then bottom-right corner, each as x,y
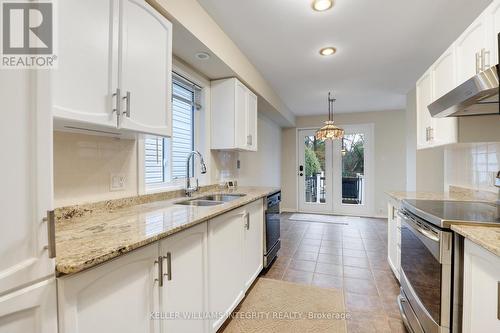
399,210 -> 452,333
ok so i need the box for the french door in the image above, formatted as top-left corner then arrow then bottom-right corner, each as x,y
298,124 -> 374,216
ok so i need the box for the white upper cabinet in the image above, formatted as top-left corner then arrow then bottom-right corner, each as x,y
211,78 -> 258,151
119,0 -> 172,136
430,45 -> 458,147
159,222 -> 209,333
54,0 -> 172,137
488,0 -> 500,62
416,69 -> 434,149
456,12 -> 490,85
0,70 -> 55,295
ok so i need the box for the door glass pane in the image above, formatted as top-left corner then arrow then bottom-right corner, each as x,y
342,133 -> 364,205
304,136 -> 326,204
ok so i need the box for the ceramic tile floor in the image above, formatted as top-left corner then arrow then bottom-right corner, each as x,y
261,213 -> 407,333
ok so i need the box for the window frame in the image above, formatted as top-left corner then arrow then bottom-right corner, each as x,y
139,70 -> 204,194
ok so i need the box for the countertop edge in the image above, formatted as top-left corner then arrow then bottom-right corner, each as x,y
451,225 -> 500,258
56,188 -> 278,276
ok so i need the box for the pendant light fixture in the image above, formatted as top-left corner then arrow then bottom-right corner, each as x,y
315,92 -> 344,141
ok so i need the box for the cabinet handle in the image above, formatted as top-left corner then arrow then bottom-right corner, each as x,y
481,48 -> 490,71
43,210 -> 56,259
475,52 -> 481,74
155,256 -> 164,287
244,212 -> 250,230
122,91 -> 131,118
112,88 -> 121,128
164,252 -> 172,281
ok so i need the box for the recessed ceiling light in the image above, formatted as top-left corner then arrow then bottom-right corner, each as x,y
195,52 -> 210,60
312,0 -> 333,11
319,47 -> 336,56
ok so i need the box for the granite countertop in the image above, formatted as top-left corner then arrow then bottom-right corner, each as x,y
56,186 -> 279,276
452,225 -> 500,257
387,186 -> 498,203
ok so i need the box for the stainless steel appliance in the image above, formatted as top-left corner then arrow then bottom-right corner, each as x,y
264,191 -> 281,269
398,200 -> 500,333
428,33 -> 500,118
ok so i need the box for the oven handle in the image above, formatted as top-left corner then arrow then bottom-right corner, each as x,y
397,211 -> 440,243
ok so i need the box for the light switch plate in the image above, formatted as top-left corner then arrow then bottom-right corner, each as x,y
110,173 -> 126,191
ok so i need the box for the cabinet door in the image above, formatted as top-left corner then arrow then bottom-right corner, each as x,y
488,0 -> 500,64
235,81 -> 248,149
246,91 -> 258,151
0,279 -> 57,333
456,13 -> 489,84
416,70 -> 433,149
119,0 -> 172,137
463,240 -> 500,333
243,200 -> 264,290
208,207 -> 245,332
53,0 -> 118,128
58,244 -> 160,333
0,70 -> 54,294
159,223 -> 208,333
431,45 -> 458,146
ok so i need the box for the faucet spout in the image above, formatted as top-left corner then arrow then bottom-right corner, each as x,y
186,151 -> 207,197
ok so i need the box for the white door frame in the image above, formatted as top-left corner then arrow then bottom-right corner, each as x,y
297,128 -> 333,213
296,124 -> 375,217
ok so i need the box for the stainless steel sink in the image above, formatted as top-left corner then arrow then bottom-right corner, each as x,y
175,199 -> 224,207
175,193 -> 246,207
197,194 -> 246,202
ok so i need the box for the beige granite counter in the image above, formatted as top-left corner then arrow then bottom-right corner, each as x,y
387,186 -> 498,203
451,225 -> 500,257
56,186 -> 279,275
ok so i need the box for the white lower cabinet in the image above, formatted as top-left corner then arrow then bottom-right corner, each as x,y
57,200 -> 264,333
0,279 -> 58,333
57,243 -> 161,333
159,222 -> 209,333
387,201 -> 401,282
462,239 -> 500,333
242,200 -> 264,291
208,201 -> 264,332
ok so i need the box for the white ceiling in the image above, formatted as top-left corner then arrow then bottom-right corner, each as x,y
197,0 -> 492,115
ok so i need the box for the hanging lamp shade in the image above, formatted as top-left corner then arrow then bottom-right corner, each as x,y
315,92 -> 344,140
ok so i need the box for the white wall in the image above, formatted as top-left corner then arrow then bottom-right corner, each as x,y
281,110 -> 407,217
238,113 -> 282,187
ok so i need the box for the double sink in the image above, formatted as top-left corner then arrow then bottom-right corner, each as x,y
176,193 -> 246,207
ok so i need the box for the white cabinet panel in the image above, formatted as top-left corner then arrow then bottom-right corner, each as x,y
208,207 -> 246,332
488,0 -> 500,62
159,222 -> 208,333
416,70 -> 434,149
120,0 -> 172,137
431,46 -> 458,147
463,240 -> 500,333
211,78 -> 258,151
247,91 -> 258,151
0,279 -> 57,333
242,200 -> 264,290
456,13 -> 489,84
387,202 -> 400,282
58,244 -> 160,333
0,70 -> 54,294
54,0 -> 118,128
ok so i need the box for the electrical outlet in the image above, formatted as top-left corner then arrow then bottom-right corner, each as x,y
110,173 -> 126,191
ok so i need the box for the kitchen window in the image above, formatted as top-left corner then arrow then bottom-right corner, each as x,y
144,73 -> 202,189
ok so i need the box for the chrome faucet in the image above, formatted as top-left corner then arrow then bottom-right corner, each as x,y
186,151 -> 207,197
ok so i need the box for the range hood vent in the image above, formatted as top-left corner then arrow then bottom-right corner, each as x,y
428,65 -> 500,118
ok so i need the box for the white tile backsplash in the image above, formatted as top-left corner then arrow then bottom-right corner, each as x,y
445,142 -> 500,193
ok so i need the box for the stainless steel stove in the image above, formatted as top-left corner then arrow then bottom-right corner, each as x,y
398,200 -> 500,333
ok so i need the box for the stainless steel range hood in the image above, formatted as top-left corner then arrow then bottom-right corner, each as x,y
428,65 -> 500,118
